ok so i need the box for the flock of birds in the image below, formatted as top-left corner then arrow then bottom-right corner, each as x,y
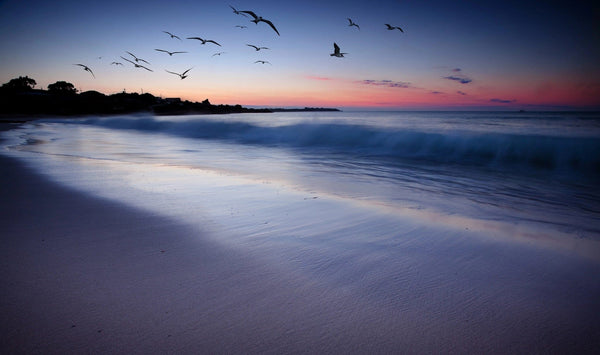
74,5 -> 404,80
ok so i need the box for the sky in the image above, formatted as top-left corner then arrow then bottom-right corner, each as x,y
1,0 -> 599,110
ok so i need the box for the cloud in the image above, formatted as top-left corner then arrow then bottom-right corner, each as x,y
452,68 -> 462,72
362,79 -> 412,88
457,91 -> 467,96
490,98 -> 516,104
430,91 -> 443,94
443,75 -> 472,84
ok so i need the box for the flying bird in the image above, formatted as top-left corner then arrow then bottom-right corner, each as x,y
385,24 -> 404,32
240,10 -> 280,36
254,60 -> 271,65
121,56 -> 153,71
330,43 -> 347,57
187,37 -> 222,46
165,68 -> 192,80
163,31 -> 182,40
126,51 -> 150,64
235,25 -> 248,29
229,5 -> 248,17
347,18 -> 360,30
74,64 -> 95,78
212,52 -> 226,57
246,44 -> 269,51
111,62 -> 123,66
155,49 -> 188,56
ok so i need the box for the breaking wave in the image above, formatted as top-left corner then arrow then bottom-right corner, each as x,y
74,116 -> 600,173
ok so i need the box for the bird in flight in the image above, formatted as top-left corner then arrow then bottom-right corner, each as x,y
121,56 -> 153,71
347,18 -> 360,30
163,31 -> 182,40
240,10 -> 280,36
235,25 -> 248,29
254,60 -> 271,65
111,62 -> 123,66
155,49 -> 188,56
385,24 -> 404,32
187,37 -> 222,46
165,68 -> 192,80
74,64 -> 95,78
247,44 -> 269,51
126,51 -> 150,64
212,52 -> 226,57
229,5 -> 248,17
330,43 -> 347,57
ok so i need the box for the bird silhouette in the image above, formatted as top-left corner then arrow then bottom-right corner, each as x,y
165,68 -> 192,80
385,24 -> 404,32
111,62 -> 123,66
74,64 -> 95,78
229,5 -> 248,17
163,31 -> 182,40
347,18 -> 360,30
187,37 -> 222,46
254,60 -> 271,65
155,49 -> 188,56
235,25 -> 248,29
240,10 -> 280,36
212,52 -> 226,57
121,56 -> 153,71
126,51 -> 150,64
330,43 -> 347,57
247,44 -> 269,51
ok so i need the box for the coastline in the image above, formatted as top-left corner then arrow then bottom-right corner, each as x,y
2,121 -> 600,353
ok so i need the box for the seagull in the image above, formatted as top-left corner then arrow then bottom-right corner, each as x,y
254,60 -> 271,65
212,52 -> 226,57
163,31 -> 182,40
187,37 -> 222,46
240,10 -> 280,36
229,5 -> 248,17
330,43 -> 347,57
247,44 -> 269,51
74,64 -> 95,78
121,56 -> 153,71
126,51 -> 150,64
155,49 -> 188,56
385,24 -> 404,32
235,25 -> 248,29
111,62 -> 123,66
165,68 -> 192,80
347,18 -> 360,30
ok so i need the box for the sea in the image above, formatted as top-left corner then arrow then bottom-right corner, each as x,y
2,110 -> 600,352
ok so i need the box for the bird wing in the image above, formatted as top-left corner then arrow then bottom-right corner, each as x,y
155,49 -> 168,53
120,56 -> 135,65
138,58 -> 150,64
247,44 -> 258,49
260,19 -> 280,36
187,37 -> 201,40
333,43 -> 340,53
240,10 -> 258,20
139,65 -> 153,72
165,70 -> 179,76
173,51 -> 188,54
126,51 -> 137,59
207,40 -> 221,46
182,68 -> 193,76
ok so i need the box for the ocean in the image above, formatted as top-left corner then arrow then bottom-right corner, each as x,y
2,110 -> 600,352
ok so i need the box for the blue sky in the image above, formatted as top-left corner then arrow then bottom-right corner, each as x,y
1,0 -> 598,109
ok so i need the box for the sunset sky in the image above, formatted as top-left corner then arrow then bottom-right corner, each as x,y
1,0 -> 598,110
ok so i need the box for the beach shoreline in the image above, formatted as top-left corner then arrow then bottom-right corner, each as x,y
2,120 -> 600,354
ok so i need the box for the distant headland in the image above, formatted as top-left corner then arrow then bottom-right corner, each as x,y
0,76 -> 339,118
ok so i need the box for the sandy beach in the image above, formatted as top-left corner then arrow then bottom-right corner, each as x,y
2,117 -> 600,354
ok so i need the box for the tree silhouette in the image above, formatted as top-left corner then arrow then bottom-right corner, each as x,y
1,76 -> 37,92
48,81 -> 77,95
